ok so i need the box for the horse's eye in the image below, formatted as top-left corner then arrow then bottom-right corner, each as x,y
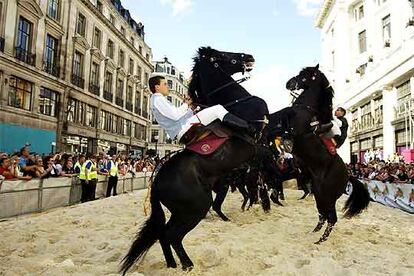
231,59 -> 237,64
302,78 -> 307,82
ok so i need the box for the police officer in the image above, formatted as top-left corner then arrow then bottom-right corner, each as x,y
83,153 -> 98,202
106,155 -> 119,197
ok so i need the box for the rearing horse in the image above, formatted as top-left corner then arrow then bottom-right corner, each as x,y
268,65 -> 370,244
120,48 -> 270,274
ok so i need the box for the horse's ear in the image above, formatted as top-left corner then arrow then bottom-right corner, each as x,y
315,64 -> 319,70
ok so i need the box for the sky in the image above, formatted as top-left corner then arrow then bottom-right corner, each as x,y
122,0 -> 324,112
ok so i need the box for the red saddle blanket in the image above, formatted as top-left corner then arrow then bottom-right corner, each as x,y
186,133 -> 229,155
320,136 -> 337,156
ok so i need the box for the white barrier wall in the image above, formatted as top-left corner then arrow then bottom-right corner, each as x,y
0,172 -> 150,219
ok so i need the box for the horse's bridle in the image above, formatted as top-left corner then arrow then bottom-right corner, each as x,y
201,54 -> 252,98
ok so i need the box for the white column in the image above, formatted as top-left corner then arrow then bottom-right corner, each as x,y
383,86 -> 396,160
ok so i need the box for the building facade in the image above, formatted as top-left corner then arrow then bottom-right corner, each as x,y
0,0 -> 153,155
148,57 -> 187,157
316,0 -> 414,163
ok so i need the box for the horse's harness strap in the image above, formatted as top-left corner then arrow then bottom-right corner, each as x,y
207,76 -> 251,97
224,95 -> 254,109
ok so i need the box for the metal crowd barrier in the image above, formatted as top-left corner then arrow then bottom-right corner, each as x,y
0,172 -> 150,219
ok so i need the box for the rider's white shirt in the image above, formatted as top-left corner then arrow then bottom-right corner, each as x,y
151,93 -> 194,139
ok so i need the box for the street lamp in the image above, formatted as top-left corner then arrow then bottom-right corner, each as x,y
154,135 -> 159,157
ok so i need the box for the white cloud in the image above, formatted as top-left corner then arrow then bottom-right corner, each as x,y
239,65 -> 293,113
160,0 -> 193,17
292,0 -> 323,17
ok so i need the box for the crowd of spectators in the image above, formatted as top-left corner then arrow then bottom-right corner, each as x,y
0,145 -> 157,183
348,154 -> 414,184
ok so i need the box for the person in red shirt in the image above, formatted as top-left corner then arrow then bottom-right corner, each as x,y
0,157 -> 15,180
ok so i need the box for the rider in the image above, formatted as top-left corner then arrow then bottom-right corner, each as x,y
149,75 -> 253,142
318,107 -> 348,148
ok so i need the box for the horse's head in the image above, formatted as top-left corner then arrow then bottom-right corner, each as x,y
197,47 -> 255,75
286,64 -> 330,93
188,47 -> 255,105
285,65 -> 334,123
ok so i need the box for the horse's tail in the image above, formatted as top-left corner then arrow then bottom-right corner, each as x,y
120,184 -> 165,275
343,176 -> 370,218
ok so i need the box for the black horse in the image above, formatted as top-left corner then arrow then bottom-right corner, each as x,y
268,65 -> 370,244
120,48 -> 268,274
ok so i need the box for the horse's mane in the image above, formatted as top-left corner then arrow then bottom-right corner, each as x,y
188,47 -> 213,102
294,67 -> 334,124
319,84 -> 334,123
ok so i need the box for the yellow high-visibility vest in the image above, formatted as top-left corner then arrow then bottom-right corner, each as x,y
79,162 -> 86,180
109,160 -> 118,177
83,160 -> 98,180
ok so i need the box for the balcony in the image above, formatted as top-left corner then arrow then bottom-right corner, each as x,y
89,83 -> 100,96
0,37 -> 4,53
142,110 -> 148,118
71,74 -> 85,88
351,113 -> 383,135
15,47 -> 36,66
115,96 -> 124,107
126,102 -> 133,112
43,60 -> 60,77
134,106 -> 141,115
103,90 -> 113,101
395,98 -> 413,120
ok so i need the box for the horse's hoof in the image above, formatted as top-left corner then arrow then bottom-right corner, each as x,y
182,265 -> 194,272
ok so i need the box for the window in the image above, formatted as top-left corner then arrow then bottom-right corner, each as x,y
139,45 -> 142,54
126,86 -> 133,111
151,130 -> 159,142
39,87 -> 59,117
72,51 -> 83,76
358,30 -> 366,54
167,67 -> 170,74
67,98 -> 76,122
167,80 -> 173,89
155,64 -> 164,73
117,79 -> 124,97
47,0 -> 59,20
131,37 -> 135,47
353,4 -> 364,21
86,105 -> 97,127
72,51 -> 84,88
120,26 -> 125,35
96,1 -> 103,13
90,62 -> 100,95
167,96 -> 172,103
382,15 -> 391,47
142,95 -> 148,117
397,81 -> 410,100
93,27 -> 101,49
110,14 -> 115,25
171,67 -> 176,75
134,90 -> 141,114
8,76 -> 32,110
129,58 -> 134,75
104,71 -> 113,93
125,120 -> 131,136
44,34 -> 59,76
76,13 -> 86,36
119,49 -> 125,67
16,17 -> 34,65
107,39 -> 114,59
137,66 -> 142,80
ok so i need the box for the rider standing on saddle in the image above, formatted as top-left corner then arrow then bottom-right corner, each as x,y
149,75 -> 252,142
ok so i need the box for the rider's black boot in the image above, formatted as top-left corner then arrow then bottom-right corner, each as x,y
222,113 -> 255,134
314,122 -> 333,135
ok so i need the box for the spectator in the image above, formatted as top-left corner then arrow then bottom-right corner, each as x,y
18,146 -> 37,176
